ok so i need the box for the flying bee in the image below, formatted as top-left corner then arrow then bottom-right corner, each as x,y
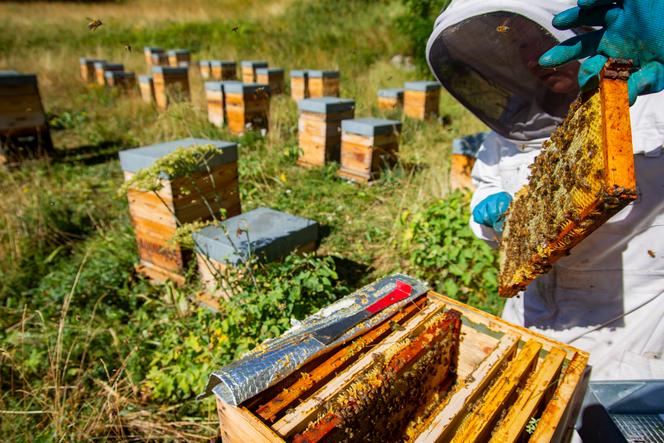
124,43 -> 132,53
232,25 -> 239,33
87,17 -> 103,31
496,25 -> 510,33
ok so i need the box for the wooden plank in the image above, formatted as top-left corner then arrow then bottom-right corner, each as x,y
414,333 -> 520,443
217,398 -> 284,443
450,339 -> 542,443
489,347 -> 566,443
272,302 -> 445,438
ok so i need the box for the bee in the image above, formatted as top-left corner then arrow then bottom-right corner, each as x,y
496,25 -> 510,33
648,250 -> 656,258
124,43 -> 132,53
232,26 -> 239,33
87,17 -> 103,31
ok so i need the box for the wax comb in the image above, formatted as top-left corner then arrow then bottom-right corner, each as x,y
498,58 -> 638,297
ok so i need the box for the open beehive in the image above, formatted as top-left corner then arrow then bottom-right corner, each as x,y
215,290 -> 589,443
499,59 -> 637,297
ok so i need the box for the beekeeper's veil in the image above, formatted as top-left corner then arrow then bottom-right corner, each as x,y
426,0 -> 581,142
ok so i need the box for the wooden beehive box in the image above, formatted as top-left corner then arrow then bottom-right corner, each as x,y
104,71 -> 137,91
256,68 -> 285,95
193,207 -> 318,303
144,46 -> 165,68
338,118 -> 401,183
290,70 -> 309,101
199,60 -> 211,79
241,60 -> 268,83
450,132 -> 485,191
377,88 -> 404,110
119,138 -> 241,284
211,60 -> 237,81
151,66 -> 190,110
308,70 -> 340,98
214,290 -> 589,443
0,71 -> 53,163
138,75 -> 155,104
94,62 -> 124,86
404,81 -> 441,120
224,82 -> 271,135
296,97 -> 355,167
167,49 -> 191,67
205,81 -> 225,127
80,57 -> 105,83
151,52 -> 170,68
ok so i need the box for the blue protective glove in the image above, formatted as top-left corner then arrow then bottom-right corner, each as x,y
472,192 -> 513,234
539,0 -> 664,105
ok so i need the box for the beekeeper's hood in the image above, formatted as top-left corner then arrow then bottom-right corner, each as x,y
426,0 -> 581,143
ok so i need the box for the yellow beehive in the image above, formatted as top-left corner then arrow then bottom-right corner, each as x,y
404,81 -> 441,120
338,118 -> 401,183
167,49 -> 191,67
79,57 -> 105,83
256,68 -> 285,95
224,82 -> 271,135
151,66 -> 190,110
211,60 -> 237,81
138,75 -> 155,104
308,70 -> 340,98
241,60 -> 268,83
297,97 -> 355,167
377,88 -> 404,110
94,62 -> 124,86
290,70 -> 309,101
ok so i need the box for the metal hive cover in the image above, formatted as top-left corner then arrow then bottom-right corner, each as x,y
404,81 -> 441,92
341,118 -> 402,136
297,97 -> 355,114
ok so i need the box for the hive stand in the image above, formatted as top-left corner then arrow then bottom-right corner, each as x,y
377,88 -> 404,110
104,71 -> 137,91
138,75 -> 155,104
404,81 -> 441,120
119,138 -> 241,284
296,97 -> 355,168
308,70 -> 340,98
338,118 -> 401,183
151,52 -> 170,68
241,60 -> 268,83
144,47 -> 165,68
94,62 -> 124,86
204,81 -> 243,127
151,66 -> 190,110
79,57 -> 105,83
224,82 -> 271,135
0,71 -> 53,164
256,68 -> 285,95
199,60 -> 211,79
211,61 -> 237,81
290,70 -> 310,101
193,207 -> 318,304
167,49 -> 191,68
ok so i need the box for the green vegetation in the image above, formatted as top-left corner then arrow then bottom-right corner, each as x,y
0,0 -> 497,440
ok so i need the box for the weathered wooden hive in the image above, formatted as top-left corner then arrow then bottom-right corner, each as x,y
119,138 -> 241,284
377,88 -> 404,110
79,57 -> 105,83
204,81 -> 242,128
290,70 -> 310,101
0,71 -> 53,163
296,97 -> 355,168
138,75 -> 155,104
307,70 -> 340,98
193,207 -> 318,303
211,60 -> 237,81
144,47 -> 165,68
404,81 -> 441,120
199,60 -> 212,80
151,66 -> 190,110
256,68 -> 285,95
224,82 -> 271,135
338,118 -> 401,183
211,280 -> 589,443
94,62 -> 124,86
104,71 -> 137,90
167,49 -> 191,67
241,60 -> 268,83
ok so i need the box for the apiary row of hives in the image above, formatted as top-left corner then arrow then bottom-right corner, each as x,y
377,81 -> 442,120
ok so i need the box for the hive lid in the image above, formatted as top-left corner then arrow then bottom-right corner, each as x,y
404,81 -> 441,92
341,118 -> 402,136
290,69 -> 310,78
138,75 -> 152,83
308,70 -> 340,78
205,81 -> 224,91
210,60 -> 236,67
297,97 -> 355,114
223,82 -> 270,94
256,67 -> 284,75
105,71 -> 135,79
193,207 -> 318,265
167,49 -> 190,55
144,46 -> 164,53
199,60 -> 211,66
0,71 -> 37,86
103,63 -> 124,71
119,137 -> 238,174
93,61 -> 107,69
378,88 -> 404,98
241,60 -> 268,68
151,66 -> 188,75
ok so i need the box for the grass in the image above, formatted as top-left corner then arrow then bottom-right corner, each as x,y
0,0 -> 495,440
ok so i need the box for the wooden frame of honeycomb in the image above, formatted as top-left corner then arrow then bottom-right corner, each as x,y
499,59 -> 638,297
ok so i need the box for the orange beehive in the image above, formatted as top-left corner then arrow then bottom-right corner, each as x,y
256,68 -> 285,95
151,66 -> 190,110
204,81 -> 240,127
338,118 -> 401,183
150,52 -> 170,68
104,71 -> 137,91
79,57 -> 105,83
94,62 -> 124,86
308,70 -> 340,98
297,97 -> 355,168
138,75 -> 155,104
144,47 -> 165,68
290,70 -> 310,101
241,60 -> 268,83
224,82 -> 270,135
167,49 -> 191,67
404,81 -> 441,120
377,88 -> 404,110
211,61 -> 237,81
199,60 -> 211,79
119,138 -> 241,284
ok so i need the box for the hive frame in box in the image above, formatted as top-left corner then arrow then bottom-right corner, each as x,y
215,291 -> 589,443
499,59 -> 637,297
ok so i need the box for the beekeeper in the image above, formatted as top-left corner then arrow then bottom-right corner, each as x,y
426,0 -> 664,380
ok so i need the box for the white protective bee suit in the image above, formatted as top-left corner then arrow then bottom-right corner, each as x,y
427,0 -> 664,380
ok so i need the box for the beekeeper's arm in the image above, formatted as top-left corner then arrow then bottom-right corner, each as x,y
469,132 -> 512,245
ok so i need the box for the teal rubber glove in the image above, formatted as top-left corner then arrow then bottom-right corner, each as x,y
539,0 -> 664,105
472,192 -> 512,234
